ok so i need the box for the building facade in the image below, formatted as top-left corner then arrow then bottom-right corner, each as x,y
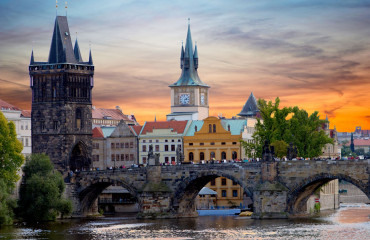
92,106 -> 137,127
321,117 -> 340,159
138,121 -> 189,165
29,16 -> 94,171
167,21 -> 210,121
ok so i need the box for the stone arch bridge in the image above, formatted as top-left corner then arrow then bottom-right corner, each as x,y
67,159 -> 370,219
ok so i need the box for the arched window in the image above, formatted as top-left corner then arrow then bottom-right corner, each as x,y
232,151 -> 237,160
76,108 -> 83,129
189,152 -> 194,161
221,151 -> 226,160
209,124 -> 212,133
210,151 -> 215,159
200,152 -> 205,160
213,124 -> 216,133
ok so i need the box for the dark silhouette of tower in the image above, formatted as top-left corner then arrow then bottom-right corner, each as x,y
29,16 -> 94,171
350,133 -> 355,152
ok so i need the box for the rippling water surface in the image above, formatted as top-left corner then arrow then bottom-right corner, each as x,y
1,204 -> 369,240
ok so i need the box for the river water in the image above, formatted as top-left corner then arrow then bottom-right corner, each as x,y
1,204 -> 369,240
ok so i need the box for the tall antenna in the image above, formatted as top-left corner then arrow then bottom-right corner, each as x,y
56,0 -> 58,16
65,1 -> 68,17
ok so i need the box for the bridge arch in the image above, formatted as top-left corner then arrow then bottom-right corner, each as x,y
171,170 -> 253,217
287,173 -> 370,214
77,176 -> 140,215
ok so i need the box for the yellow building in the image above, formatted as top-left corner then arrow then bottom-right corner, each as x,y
185,117 -> 249,208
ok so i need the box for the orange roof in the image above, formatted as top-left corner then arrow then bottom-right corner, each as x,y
141,121 -> 188,135
345,139 -> 370,146
92,108 -> 130,121
131,125 -> 142,135
0,99 -> 21,111
92,127 -> 104,138
21,110 -> 31,118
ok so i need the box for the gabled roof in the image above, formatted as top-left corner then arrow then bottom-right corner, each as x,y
221,119 -> 247,135
169,22 -> 209,88
0,99 -> 21,111
140,121 -> 188,135
238,92 -> 259,117
48,16 -> 77,64
21,110 -> 31,118
130,125 -> 143,136
92,108 -> 131,121
185,120 -> 204,136
101,126 -> 116,138
92,127 -> 104,138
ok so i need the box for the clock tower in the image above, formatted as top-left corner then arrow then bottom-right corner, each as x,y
167,20 -> 210,121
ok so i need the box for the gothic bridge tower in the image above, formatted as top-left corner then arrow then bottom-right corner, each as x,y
167,20 -> 210,121
29,16 -> 94,171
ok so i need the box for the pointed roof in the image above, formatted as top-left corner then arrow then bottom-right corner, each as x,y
92,127 -> 104,138
88,49 -> 93,65
30,50 -> 34,65
170,20 -> 209,88
180,43 -> 184,59
238,92 -> 259,117
74,38 -> 83,62
193,43 -> 198,58
48,16 -> 77,64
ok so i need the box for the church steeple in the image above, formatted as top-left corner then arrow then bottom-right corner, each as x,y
74,38 -> 83,62
30,50 -> 35,65
180,42 -> 184,69
88,49 -> 93,65
170,19 -> 208,87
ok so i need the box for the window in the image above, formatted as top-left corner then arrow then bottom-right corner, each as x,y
165,140 -> 168,142
165,145 -> 169,151
121,154 -> 124,161
120,143 -> 124,148
116,143 -> 120,148
155,145 -> 160,151
210,152 -> 215,159
25,123 -> 28,130
76,108 -> 82,129
165,157 -> 169,163
213,124 -> 216,133
222,190 -> 227,197
221,151 -> 226,160
171,145 -> 175,151
221,178 -> 227,186
130,154 -> 134,161
126,154 -> 129,161
200,152 -> 204,160
53,121 -> 58,130
143,140 -> 146,143
130,142 -> 133,148
116,154 -> 120,161
209,124 -> 212,133
221,142 -> 226,145
25,138 -> 29,147
171,139 -> 174,142
111,143 -> 115,149
21,124 -> 24,130
189,143 -> 193,146
178,139 -> 181,142
210,179 -> 215,186
111,154 -> 115,161
142,145 -> 147,152
125,142 -> 129,148
177,144 -> 182,151
171,157 -> 175,162
232,181 -> 237,186
233,190 -> 238,197
200,142 -> 204,146
210,142 -> 215,145
232,142 -> 237,145
189,152 -> 194,161
156,139 -> 159,143
142,157 -> 147,164
149,140 -> 152,143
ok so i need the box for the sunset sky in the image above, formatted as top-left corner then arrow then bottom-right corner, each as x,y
1,0 -> 369,131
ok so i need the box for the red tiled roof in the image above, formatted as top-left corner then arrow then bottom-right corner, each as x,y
92,108 -> 130,121
345,139 -> 370,146
92,127 -> 104,138
141,121 -> 188,135
131,125 -> 142,135
21,110 -> 31,118
0,99 -> 21,111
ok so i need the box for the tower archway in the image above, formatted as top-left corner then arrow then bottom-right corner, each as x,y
70,141 -> 90,171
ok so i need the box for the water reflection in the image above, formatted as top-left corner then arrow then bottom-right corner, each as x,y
0,204 -> 369,240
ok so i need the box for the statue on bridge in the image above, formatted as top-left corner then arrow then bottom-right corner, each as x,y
287,142 -> 298,160
262,140 -> 275,162
148,144 -> 160,166
176,145 -> 184,163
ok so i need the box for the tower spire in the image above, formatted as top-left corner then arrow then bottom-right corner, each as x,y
74,36 -> 83,62
89,49 -> 93,65
30,50 -> 35,65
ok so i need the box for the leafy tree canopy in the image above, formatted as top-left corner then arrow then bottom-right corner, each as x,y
242,97 -> 333,158
19,154 -> 72,222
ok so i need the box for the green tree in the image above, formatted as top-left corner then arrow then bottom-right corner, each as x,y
271,140 -> 288,158
0,111 -> 24,226
242,97 -> 333,159
18,154 -> 72,222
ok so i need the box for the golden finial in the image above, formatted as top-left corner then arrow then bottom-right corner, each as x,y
65,1 -> 68,17
56,0 -> 58,15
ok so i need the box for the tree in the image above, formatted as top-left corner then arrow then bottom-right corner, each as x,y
0,111 -> 24,226
271,140 -> 288,158
18,154 -> 72,222
242,97 -> 333,159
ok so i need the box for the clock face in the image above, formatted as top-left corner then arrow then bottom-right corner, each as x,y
200,94 -> 205,105
180,94 -> 190,104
